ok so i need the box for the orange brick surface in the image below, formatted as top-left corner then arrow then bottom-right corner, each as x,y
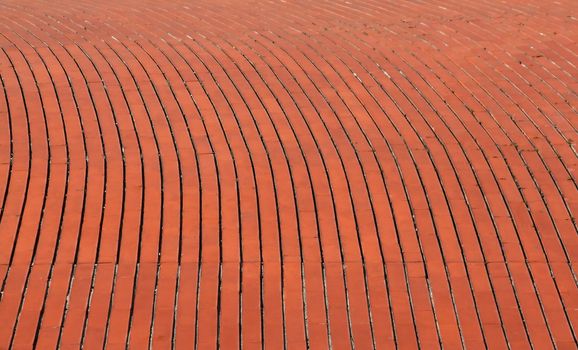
0,0 -> 577,348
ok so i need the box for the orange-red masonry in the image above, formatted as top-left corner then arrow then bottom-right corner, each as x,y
0,0 -> 577,348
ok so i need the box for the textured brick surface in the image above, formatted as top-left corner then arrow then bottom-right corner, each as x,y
0,0 -> 577,348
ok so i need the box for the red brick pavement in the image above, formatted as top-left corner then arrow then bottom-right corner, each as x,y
0,0 -> 577,348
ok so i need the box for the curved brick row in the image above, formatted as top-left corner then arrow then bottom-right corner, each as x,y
0,0 -> 576,348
